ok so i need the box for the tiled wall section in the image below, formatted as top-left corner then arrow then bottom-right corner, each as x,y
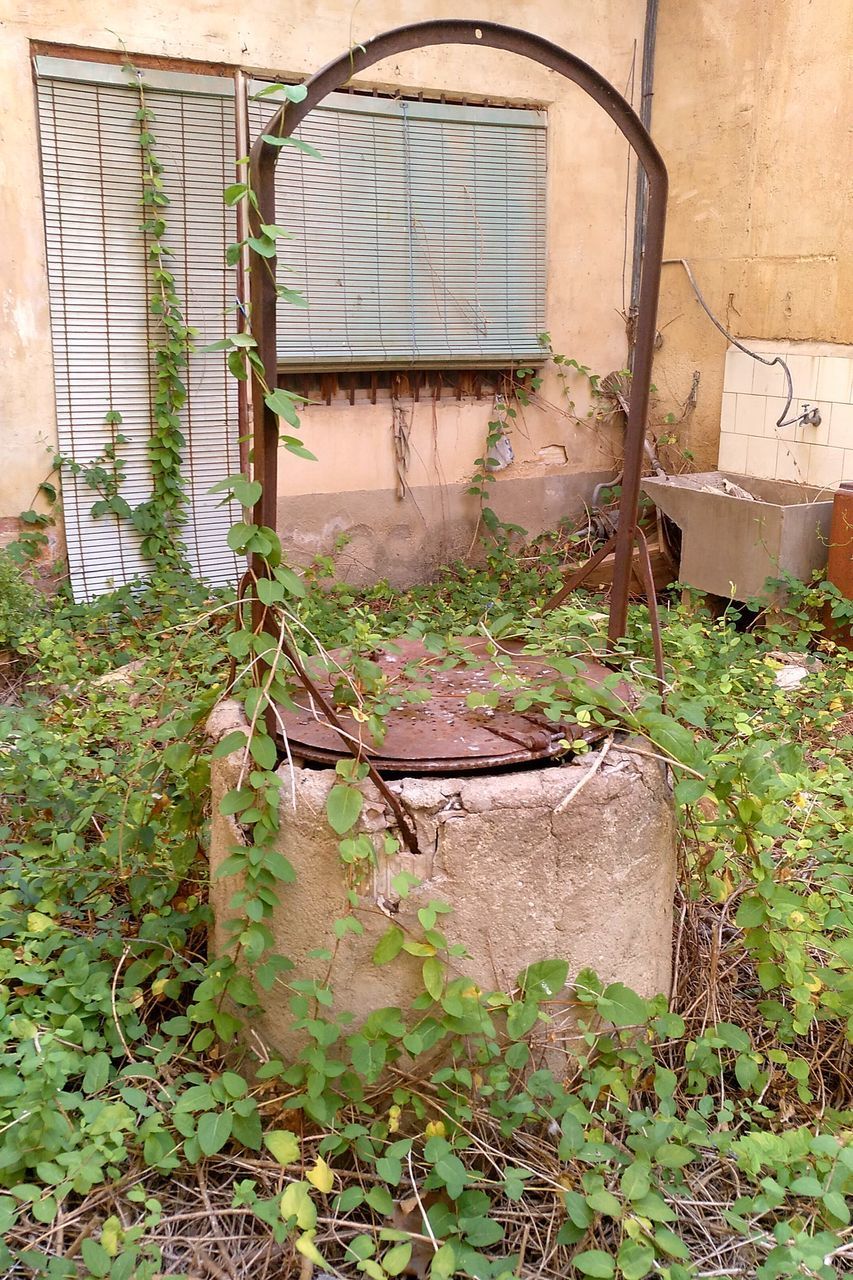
718,340 -> 853,491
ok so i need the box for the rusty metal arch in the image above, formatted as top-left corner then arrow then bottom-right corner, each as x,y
248,18 -> 668,642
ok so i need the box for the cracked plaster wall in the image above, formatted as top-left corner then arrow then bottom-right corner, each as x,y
652,0 -> 853,472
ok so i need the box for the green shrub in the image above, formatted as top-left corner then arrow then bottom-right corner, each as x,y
0,548 -> 39,648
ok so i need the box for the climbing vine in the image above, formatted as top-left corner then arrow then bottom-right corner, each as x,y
8,61 -> 195,576
125,61 -> 192,567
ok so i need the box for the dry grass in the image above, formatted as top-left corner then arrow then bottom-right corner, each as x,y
6,878 -> 851,1280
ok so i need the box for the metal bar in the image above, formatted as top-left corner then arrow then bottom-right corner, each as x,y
280,641 -> 422,856
628,0 -> 659,338
609,165 -> 667,642
634,524 -> 666,690
540,534 -> 618,614
234,70 -> 252,489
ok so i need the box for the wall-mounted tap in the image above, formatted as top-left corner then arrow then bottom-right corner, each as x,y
777,403 -> 822,431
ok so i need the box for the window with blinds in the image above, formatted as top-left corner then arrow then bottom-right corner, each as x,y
35,57 -> 241,601
248,87 -> 547,370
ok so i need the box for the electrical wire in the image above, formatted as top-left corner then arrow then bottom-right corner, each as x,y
663,257 -> 795,429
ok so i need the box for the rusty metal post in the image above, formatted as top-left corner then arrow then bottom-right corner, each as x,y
247,19 -> 667,646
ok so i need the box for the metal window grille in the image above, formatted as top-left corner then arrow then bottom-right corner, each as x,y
248,86 -> 547,370
35,57 -> 241,601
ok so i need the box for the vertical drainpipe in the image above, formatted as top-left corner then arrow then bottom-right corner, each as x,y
628,0 -> 660,364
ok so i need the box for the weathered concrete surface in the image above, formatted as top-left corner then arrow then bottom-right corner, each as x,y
208,701 -> 676,1064
278,471 -> 614,585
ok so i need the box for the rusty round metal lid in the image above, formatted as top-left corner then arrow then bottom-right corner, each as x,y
275,637 -> 632,773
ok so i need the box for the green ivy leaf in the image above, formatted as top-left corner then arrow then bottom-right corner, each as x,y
81,1239 -> 111,1277
247,235 -> 276,258
196,1110 -> 233,1156
823,1190 -> 850,1224
596,983 -> 651,1028
673,777 -> 707,805
573,1249 -> 615,1277
263,1129 -> 300,1165
621,1161 -> 651,1202
655,1143 -> 695,1169
212,730 -> 248,759
517,957 -> 569,1001
422,956 -> 444,1001
373,925 -> 404,966
276,566 -> 306,598
383,1242 -> 413,1276
265,388 -> 302,427
616,1239 -> 655,1279
326,783 -> 363,835
230,477 -> 262,507
249,733 -> 278,771
506,1000 -> 538,1039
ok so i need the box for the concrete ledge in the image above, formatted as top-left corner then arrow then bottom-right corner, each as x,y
276,471 -> 615,586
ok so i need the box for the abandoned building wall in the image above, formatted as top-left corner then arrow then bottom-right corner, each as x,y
652,0 -> 853,472
0,0 -> 646,577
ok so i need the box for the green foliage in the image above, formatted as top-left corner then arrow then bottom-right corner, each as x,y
466,393 -> 527,547
0,542 -> 850,1276
128,66 -> 192,567
0,549 -> 39,648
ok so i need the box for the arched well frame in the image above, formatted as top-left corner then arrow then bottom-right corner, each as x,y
248,19 -> 668,641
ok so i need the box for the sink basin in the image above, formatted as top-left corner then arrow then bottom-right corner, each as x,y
642,472 -> 833,603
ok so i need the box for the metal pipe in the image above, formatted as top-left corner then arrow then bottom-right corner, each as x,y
628,0 -> 659,340
234,69 -> 252,488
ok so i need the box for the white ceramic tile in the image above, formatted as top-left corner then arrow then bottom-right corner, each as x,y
724,348 -> 756,395
762,396 -> 790,436
806,446 -> 844,490
745,434 -> 779,479
720,391 -> 736,433
752,357 -> 789,398
816,356 -> 853,404
829,402 -> 853,449
776,439 -> 811,484
734,392 -> 763,436
718,431 -> 748,472
785,353 -> 820,400
843,450 -> 853,481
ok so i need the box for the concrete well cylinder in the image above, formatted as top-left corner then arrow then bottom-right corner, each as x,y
208,701 -> 677,1063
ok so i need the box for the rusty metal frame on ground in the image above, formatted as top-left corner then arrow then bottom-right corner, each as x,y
246,21 -> 669,849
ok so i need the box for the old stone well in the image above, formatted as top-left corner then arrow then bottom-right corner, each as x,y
209,18 -> 677,1064
207,639 -> 677,1066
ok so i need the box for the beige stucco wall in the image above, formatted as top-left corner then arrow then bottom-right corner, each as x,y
0,0 -> 647,537
651,0 -> 853,470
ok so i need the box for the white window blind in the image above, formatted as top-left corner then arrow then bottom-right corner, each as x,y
35,57 -> 241,601
248,87 -> 547,370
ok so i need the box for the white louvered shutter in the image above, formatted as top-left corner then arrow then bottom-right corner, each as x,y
35,58 -> 241,600
248,88 -> 547,370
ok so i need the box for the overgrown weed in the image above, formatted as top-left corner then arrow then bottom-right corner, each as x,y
0,555 -> 850,1279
